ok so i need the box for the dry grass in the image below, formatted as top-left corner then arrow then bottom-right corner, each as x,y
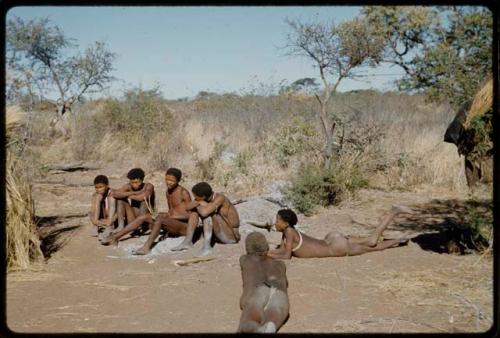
366,262 -> 493,332
6,106 -> 43,271
465,76 -> 493,128
22,90 -> 467,197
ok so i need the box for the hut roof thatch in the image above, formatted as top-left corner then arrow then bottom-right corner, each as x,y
464,76 -> 493,129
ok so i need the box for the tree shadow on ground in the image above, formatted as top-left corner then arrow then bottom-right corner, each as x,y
389,198 -> 492,254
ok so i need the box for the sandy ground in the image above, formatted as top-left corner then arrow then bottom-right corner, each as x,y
6,169 -> 494,334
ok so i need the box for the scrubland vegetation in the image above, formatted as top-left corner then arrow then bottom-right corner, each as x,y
21,88 -> 466,207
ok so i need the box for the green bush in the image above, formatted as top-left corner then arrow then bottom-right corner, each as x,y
285,161 -> 368,216
268,116 -> 322,168
465,201 -> 493,252
195,141 -> 227,180
98,87 -> 173,150
233,149 -> 254,175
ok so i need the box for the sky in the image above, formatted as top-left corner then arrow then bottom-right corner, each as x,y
7,6 -> 406,100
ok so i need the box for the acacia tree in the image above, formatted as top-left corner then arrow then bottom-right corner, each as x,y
362,6 -> 493,109
6,16 -> 116,135
284,18 -> 385,170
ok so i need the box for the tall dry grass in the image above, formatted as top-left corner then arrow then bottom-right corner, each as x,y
24,89 -> 467,195
6,106 -> 43,271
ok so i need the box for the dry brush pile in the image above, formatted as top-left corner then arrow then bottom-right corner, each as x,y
6,105 -> 43,271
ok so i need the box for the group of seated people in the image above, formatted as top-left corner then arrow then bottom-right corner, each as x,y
89,167 -> 409,333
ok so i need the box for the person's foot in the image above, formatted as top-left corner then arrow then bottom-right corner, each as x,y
388,238 -> 409,248
260,322 -> 277,333
90,226 -> 99,237
391,204 -> 414,214
132,246 -> 150,255
101,234 -> 118,246
171,241 -> 193,251
200,243 -> 213,256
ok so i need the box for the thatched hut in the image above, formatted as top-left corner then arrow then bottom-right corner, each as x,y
444,76 -> 493,187
6,105 -> 43,271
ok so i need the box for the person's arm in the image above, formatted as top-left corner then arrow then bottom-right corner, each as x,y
89,193 -> 102,226
128,183 -> 154,201
101,196 -> 117,226
267,229 -> 294,260
185,200 -> 200,211
267,236 -> 286,256
196,194 -> 224,218
109,184 -> 132,199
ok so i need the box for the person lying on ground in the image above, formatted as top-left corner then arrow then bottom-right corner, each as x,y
88,174 -> 117,237
133,168 -> 192,255
171,181 -> 240,256
267,208 -> 409,260
238,232 -> 290,333
101,168 -> 155,246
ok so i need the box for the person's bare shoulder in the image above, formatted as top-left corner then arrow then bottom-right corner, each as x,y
239,254 -> 249,267
283,226 -> 297,239
180,186 -> 191,198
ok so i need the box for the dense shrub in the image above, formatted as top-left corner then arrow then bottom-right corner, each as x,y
268,116 -> 322,168
98,87 -> 173,150
285,161 -> 368,216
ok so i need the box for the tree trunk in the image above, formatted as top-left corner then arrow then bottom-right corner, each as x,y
323,129 -> 334,170
319,102 -> 335,171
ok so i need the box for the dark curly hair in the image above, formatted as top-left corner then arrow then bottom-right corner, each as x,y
277,209 -> 297,227
93,175 -> 109,185
192,182 -> 213,200
166,168 -> 182,182
127,168 -> 145,180
245,232 -> 269,255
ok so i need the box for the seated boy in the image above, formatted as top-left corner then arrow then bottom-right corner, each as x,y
88,174 -> 117,237
238,232 -> 290,333
101,168 -> 155,246
133,168 -> 192,255
172,182 -> 240,256
267,208 -> 409,260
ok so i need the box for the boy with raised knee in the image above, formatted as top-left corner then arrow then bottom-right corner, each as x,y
89,174 -> 117,237
133,168 -> 192,255
101,168 -> 155,246
172,182 -> 240,256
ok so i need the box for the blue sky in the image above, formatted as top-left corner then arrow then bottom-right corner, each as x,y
7,6 -> 405,100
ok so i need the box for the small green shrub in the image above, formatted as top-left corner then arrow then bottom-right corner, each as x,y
285,161 -> 368,216
268,116 -> 322,168
195,141 -> 227,180
233,149 -> 254,175
465,201 -> 493,252
98,87 -> 173,150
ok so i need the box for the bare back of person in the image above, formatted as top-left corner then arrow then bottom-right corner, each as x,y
288,227 -> 407,258
211,192 -> 240,243
238,255 -> 289,333
269,209 -> 409,259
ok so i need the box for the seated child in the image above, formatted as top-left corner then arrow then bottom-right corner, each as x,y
171,181 -> 240,256
267,208 -> 409,260
133,168 -> 192,255
238,232 -> 290,333
88,175 -> 117,237
101,168 -> 155,246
